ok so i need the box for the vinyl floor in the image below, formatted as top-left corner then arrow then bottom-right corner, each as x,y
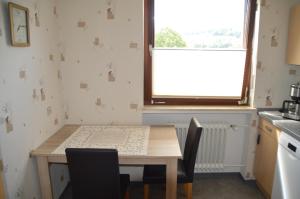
129,173 -> 265,199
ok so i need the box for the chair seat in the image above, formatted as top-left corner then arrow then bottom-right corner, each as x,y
59,174 -> 130,199
143,159 -> 192,184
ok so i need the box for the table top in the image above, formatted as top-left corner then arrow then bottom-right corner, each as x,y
31,125 -> 182,159
52,125 -> 150,155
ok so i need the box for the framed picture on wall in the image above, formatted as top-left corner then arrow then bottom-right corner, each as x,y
8,2 -> 30,47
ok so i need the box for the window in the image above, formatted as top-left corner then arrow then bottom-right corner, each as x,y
144,0 -> 256,105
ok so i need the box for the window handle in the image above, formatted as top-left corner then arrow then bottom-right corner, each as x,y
238,87 -> 248,105
153,100 -> 166,104
149,44 -> 153,56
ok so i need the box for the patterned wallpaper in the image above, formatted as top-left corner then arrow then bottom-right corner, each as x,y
56,0 -> 143,125
0,0 -> 143,198
0,0 -> 66,198
253,0 -> 300,108
0,0 -> 300,198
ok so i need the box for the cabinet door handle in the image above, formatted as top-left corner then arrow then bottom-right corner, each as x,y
265,126 -> 273,133
257,134 -> 261,144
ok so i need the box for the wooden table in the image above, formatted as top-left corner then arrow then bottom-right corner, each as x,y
31,125 -> 182,199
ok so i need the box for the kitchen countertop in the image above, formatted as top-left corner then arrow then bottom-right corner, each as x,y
259,111 -> 300,142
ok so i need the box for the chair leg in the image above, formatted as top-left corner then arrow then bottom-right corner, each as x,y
144,184 -> 149,199
184,183 -> 188,195
124,190 -> 130,199
184,183 -> 192,199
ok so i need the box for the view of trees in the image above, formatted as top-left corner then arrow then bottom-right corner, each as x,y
155,28 -> 187,48
192,28 -> 242,48
155,27 -> 242,49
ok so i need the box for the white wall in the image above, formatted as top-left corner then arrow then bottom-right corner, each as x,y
0,0 -> 66,198
0,0 -> 144,197
56,0 -> 144,125
0,0 -> 300,198
254,0 -> 300,108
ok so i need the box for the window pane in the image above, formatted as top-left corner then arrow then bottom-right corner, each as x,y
154,0 -> 245,49
152,49 -> 246,97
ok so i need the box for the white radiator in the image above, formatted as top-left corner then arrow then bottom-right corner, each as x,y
176,123 -> 228,173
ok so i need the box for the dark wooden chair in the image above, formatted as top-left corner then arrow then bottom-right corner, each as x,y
143,117 -> 203,199
59,148 -> 130,199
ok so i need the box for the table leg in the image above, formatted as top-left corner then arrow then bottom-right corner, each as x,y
166,158 -> 177,199
37,157 -> 52,199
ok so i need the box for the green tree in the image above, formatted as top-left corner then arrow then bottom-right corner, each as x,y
155,28 -> 187,48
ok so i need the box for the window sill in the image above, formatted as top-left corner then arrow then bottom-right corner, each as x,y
143,105 -> 256,114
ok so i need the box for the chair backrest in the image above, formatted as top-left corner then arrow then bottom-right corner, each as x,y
183,117 -> 203,179
65,148 -> 122,199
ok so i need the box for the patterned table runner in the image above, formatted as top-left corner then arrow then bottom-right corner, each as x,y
52,125 -> 150,155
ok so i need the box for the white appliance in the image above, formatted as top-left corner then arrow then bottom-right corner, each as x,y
272,132 -> 300,199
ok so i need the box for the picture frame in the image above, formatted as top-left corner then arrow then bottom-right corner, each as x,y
8,2 -> 30,47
